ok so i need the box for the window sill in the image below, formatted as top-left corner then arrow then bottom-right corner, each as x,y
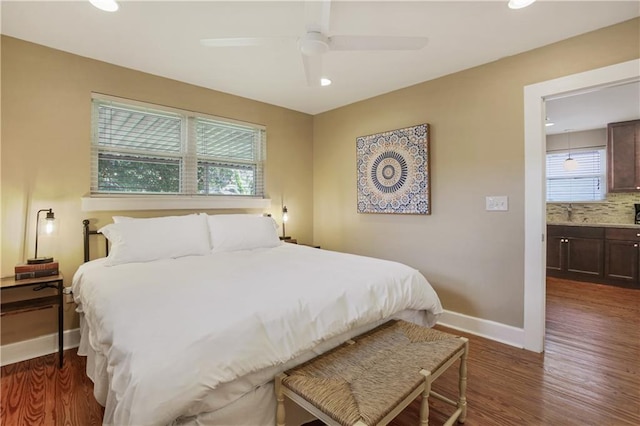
81,195 -> 271,212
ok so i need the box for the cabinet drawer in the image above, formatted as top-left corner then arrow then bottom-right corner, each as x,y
605,228 -> 640,241
547,225 -> 565,237
547,225 -> 604,239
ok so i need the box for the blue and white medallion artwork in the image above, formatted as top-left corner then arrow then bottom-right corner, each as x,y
357,123 -> 430,214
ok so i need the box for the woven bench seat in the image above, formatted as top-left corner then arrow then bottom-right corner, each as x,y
275,320 -> 468,426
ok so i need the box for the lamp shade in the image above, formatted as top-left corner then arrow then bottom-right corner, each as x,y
281,206 -> 289,239
563,157 -> 578,171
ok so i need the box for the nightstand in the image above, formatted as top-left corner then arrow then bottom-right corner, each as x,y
1,273 -> 64,368
281,236 -> 320,248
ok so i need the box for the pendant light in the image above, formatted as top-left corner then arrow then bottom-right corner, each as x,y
563,130 -> 578,171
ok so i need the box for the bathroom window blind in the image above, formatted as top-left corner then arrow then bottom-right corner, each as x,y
546,148 -> 606,202
91,95 -> 266,197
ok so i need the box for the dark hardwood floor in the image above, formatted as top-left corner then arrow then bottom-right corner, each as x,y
1,277 -> 638,425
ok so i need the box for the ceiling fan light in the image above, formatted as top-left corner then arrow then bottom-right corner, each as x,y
320,78 -> 332,87
508,0 -> 536,9
89,0 -> 119,12
299,32 -> 329,57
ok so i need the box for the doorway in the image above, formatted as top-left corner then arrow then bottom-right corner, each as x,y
523,59 -> 640,352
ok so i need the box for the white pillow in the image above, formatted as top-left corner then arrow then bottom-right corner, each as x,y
207,214 -> 281,253
100,214 -> 211,266
112,216 -> 133,223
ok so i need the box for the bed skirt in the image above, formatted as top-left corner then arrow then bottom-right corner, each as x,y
78,310 -> 434,425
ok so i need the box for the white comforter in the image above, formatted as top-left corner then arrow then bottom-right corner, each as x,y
72,244 -> 442,426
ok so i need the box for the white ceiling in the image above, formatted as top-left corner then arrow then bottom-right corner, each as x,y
2,1 -> 639,115
545,81 -> 640,134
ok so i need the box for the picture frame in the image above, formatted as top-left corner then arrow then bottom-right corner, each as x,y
356,123 -> 430,215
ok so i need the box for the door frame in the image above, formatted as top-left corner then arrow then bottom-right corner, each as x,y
523,59 -> 640,352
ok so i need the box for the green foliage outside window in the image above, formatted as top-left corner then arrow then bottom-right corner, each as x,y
198,163 -> 255,195
98,156 -> 180,193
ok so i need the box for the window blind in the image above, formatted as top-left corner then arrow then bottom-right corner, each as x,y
91,96 -> 266,197
546,149 -> 606,202
194,118 -> 265,196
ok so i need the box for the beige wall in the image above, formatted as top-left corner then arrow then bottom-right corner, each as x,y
313,18 -> 640,328
546,128 -> 606,151
1,36 -> 314,344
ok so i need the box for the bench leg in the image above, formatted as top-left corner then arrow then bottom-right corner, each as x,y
276,373 -> 286,426
458,338 -> 469,423
419,369 -> 431,426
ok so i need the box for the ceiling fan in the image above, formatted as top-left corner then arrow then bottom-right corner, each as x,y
200,0 -> 428,87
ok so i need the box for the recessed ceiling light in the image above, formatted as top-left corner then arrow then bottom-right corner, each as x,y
545,117 -> 554,127
320,78 -> 332,87
90,0 -> 119,12
508,0 -> 536,10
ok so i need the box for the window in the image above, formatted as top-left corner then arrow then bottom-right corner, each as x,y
91,96 -> 265,198
546,148 -> 606,202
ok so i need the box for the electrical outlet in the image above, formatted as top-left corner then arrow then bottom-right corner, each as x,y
63,287 -> 74,304
486,196 -> 508,211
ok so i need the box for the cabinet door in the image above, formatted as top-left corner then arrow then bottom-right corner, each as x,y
604,240 -> 639,284
565,237 -> 604,278
607,120 -> 640,192
546,236 -> 564,274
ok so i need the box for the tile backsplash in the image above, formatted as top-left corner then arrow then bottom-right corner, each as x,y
547,192 -> 640,224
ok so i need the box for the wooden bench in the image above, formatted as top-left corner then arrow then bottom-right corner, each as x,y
275,320 -> 468,426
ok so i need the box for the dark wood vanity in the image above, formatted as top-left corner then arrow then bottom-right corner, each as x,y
547,224 -> 639,288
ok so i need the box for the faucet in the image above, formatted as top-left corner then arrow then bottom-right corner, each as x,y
566,203 -> 573,222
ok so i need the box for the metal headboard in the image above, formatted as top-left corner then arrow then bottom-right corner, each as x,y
83,219 -> 109,262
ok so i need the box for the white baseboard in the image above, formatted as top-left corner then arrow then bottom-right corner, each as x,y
438,310 -> 525,349
0,328 -> 80,367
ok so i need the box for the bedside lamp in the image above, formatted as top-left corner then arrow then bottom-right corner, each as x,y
27,208 -> 57,264
282,206 -> 289,240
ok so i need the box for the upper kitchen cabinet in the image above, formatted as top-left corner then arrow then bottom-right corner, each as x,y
607,119 -> 640,192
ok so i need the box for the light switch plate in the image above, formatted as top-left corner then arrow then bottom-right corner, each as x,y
486,196 -> 508,211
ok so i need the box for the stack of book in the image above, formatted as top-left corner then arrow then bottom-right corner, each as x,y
14,261 -> 59,280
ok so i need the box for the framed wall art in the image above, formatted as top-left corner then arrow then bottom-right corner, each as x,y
356,123 -> 430,215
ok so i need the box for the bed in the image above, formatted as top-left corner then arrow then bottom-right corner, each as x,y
72,213 -> 443,426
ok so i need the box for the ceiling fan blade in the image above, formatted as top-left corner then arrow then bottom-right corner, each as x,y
304,0 -> 331,34
329,36 -> 428,51
302,54 -> 323,87
200,37 -> 290,47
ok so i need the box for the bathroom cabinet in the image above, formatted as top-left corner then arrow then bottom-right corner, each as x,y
548,224 -> 640,288
607,119 -> 640,192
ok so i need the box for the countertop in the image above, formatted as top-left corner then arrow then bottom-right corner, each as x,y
548,222 -> 640,229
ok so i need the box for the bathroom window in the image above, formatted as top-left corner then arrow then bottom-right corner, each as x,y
546,148 -> 606,202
